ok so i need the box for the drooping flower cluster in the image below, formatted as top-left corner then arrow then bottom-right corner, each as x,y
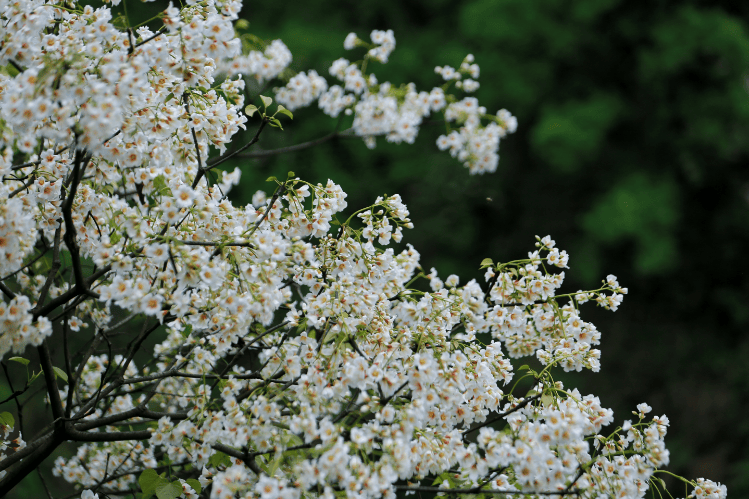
269,31 -> 516,164
0,0 -> 726,498
437,99 -> 518,174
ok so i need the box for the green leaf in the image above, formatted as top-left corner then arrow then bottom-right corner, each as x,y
179,324 -> 193,339
268,445 -> 284,476
287,171 -> 295,177
185,479 -> 202,494
259,95 -> 272,108
208,451 -> 232,468
268,117 -> 283,129
541,391 -> 553,407
152,175 -> 168,192
5,63 -> 20,77
479,257 -> 494,269
266,176 -> 277,183
155,481 -> 182,499
139,469 -> 162,499
245,104 -> 258,117
52,366 -> 68,383
0,411 -> 15,429
276,104 -> 293,120
29,370 -> 43,385
8,357 -> 29,366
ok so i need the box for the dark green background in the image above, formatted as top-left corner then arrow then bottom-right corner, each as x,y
4,0 -> 749,496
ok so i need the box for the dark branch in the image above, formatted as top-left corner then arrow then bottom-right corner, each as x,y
203,117 -> 269,172
236,129 -> 353,158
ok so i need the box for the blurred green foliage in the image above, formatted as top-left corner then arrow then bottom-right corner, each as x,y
581,172 -> 680,277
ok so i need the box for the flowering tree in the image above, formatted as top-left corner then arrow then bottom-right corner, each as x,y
0,0 -> 728,498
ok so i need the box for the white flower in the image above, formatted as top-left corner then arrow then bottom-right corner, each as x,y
174,184 -> 196,208
445,274 -> 460,287
344,32 -> 358,49
636,402 -> 653,417
141,293 -> 163,316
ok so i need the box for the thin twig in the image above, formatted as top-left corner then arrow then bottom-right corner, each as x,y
203,117 -> 269,172
236,129 -> 354,158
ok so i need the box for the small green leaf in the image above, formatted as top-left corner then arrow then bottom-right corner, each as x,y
208,451 -> 232,468
517,364 -> 529,371
541,391 -> 553,407
155,481 -> 182,499
164,92 -> 175,103
52,366 -> 68,383
287,171 -> 295,177
186,478 -> 202,494
276,104 -> 293,120
268,444 -> 284,476
259,95 -> 272,108
139,469 -> 162,499
152,175 -> 168,192
8,357 -> 29,366
266,176 -> 277,182
245,104 -> 258,117
0,412 -> 15,429
268,117 -> 283,129
29,370 -> 43,385
479,257 -> 494,269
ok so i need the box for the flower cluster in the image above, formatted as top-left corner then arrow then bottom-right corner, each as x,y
271,32 -> 516,164
223,39 -> 293,84
0,0 -> 725,498
344,30 -> 396,63
275,71 -> 328,111
435,55 -> 480,92
437,99 -> 518,174
0,295 -> 51,358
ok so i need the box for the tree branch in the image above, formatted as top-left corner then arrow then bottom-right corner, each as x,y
203,117 -> 269,173
236,129 -> 354,159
